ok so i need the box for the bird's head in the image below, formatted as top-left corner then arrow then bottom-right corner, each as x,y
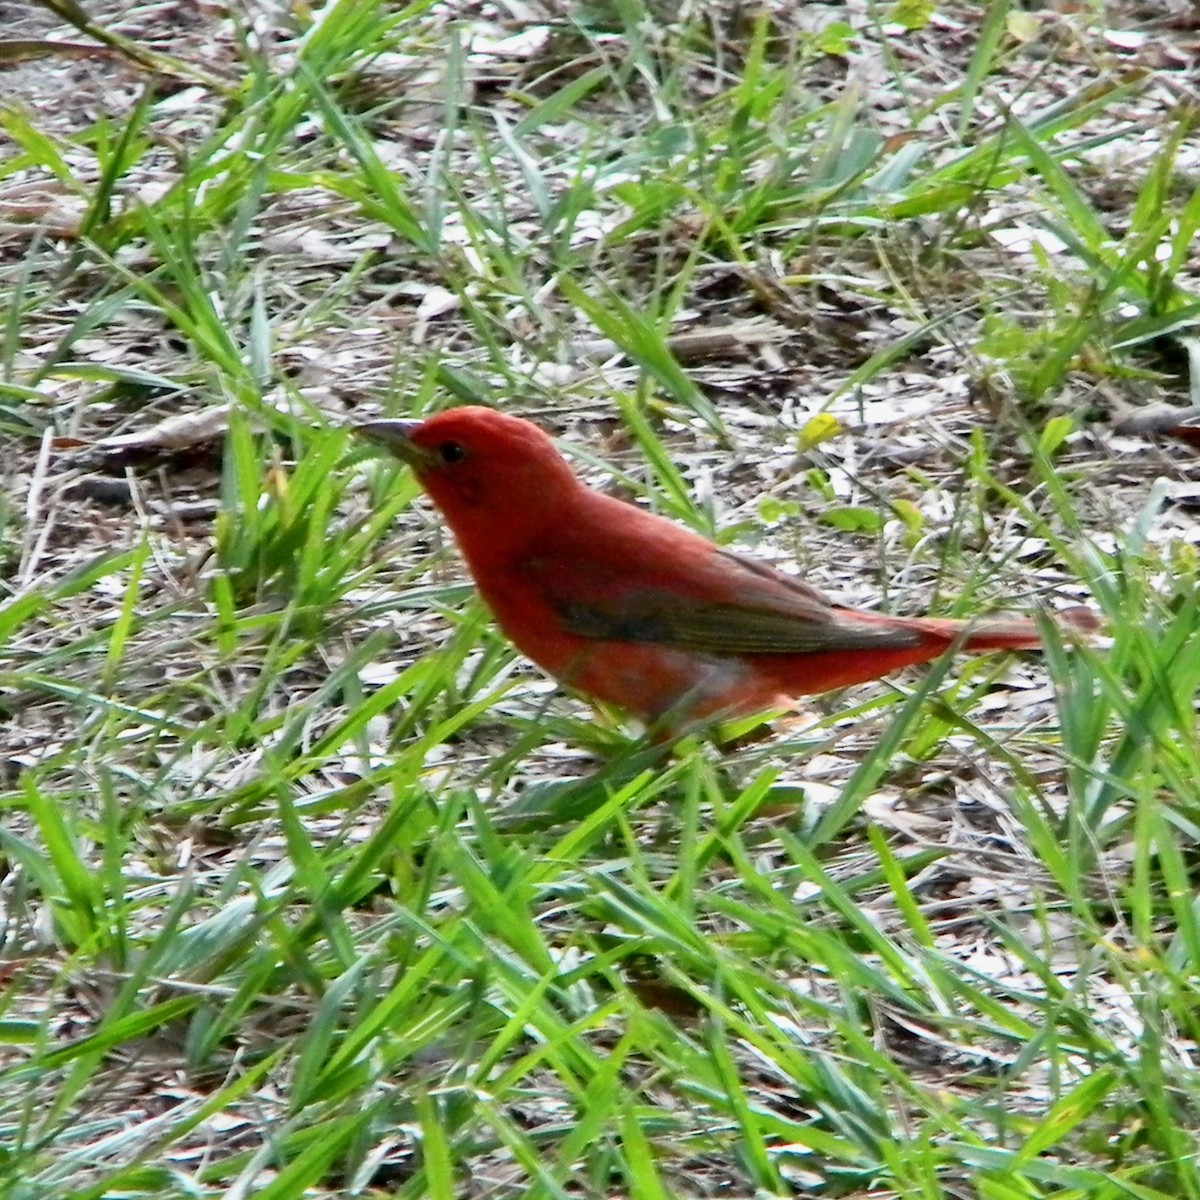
356,405 -> 582,556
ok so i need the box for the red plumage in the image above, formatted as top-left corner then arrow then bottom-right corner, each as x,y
359,407 -> 1092,730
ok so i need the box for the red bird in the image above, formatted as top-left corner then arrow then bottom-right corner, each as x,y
358,407 -> 1089,732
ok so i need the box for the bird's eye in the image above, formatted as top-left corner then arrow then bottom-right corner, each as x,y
438,440 -> 467,464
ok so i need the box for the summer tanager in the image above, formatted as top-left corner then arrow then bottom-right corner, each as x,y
358,406 -> 1089,731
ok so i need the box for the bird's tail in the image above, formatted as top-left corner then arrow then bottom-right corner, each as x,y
913,605 -> 1100,652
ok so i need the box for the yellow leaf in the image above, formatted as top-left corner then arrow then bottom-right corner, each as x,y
797,413 -> 843,451
1006,11 -> 1040,43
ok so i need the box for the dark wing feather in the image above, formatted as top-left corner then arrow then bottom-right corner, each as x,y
542,547 -> 924,656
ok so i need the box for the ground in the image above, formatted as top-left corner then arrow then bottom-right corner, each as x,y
3,1 -> 1200,1196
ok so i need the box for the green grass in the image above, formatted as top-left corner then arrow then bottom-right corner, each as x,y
3,0 -> 1200,1196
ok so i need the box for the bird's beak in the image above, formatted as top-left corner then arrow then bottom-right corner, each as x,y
354,419 -> 437,469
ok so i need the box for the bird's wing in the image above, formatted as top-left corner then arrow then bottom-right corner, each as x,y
537,547 -> 925,656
